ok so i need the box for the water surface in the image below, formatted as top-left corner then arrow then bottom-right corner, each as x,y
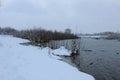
77,38 -> 120,80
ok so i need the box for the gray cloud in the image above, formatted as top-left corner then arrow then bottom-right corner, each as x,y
0,0 -> 120,33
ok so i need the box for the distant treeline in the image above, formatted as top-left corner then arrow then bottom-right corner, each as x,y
0,27 -> 78,43
94,32 -> 120,40
79,31 -> 120,41
0,27 -> 18,35
105,32 -> 120,40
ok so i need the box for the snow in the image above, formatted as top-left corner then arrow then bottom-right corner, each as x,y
0,35 -> 95,80
52,46 -> 71,56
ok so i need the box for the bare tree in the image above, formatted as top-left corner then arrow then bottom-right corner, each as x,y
65,28 -> 71,34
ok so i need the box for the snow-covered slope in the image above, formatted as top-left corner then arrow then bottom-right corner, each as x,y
0,35 -> 95,80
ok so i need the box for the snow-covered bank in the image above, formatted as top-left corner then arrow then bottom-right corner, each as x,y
0,35 -> 95,80
52,46 -> 71,56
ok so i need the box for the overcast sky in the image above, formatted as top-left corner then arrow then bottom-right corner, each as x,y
0,0 -> 120,33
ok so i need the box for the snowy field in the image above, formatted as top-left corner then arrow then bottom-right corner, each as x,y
0,35 -> 95,80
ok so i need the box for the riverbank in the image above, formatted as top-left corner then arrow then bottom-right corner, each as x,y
0,35 -> 95,80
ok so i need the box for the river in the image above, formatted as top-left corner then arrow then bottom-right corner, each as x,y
76,37 -> 120,80
44,37 -> 120,80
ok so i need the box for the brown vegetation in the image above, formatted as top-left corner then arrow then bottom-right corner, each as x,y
0,27 -> 79,44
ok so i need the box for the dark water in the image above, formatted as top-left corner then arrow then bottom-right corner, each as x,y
76,38 -> 120,80
48,37 -> 120,80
